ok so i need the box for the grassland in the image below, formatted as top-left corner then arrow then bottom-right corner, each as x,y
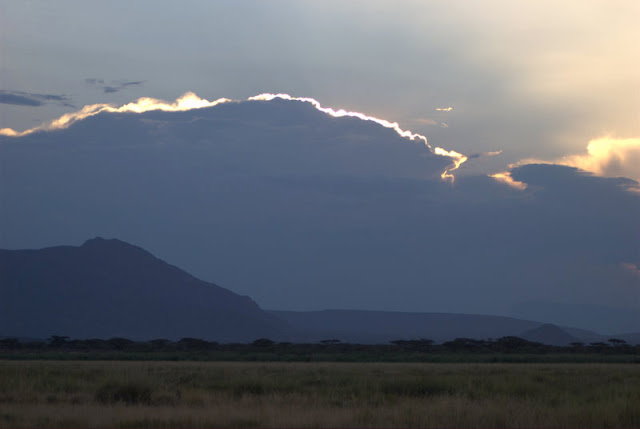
1,361 -> 639,428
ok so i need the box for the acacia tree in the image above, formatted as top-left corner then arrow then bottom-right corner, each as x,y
48,335 -> 70,348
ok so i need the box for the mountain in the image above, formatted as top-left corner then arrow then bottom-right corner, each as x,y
2,238 -> 632,345
0,238 -> 289,341
519,324 -> 580,346
268,309 -> 576,344
268,310 -> 614,344
2,97 -> 638,333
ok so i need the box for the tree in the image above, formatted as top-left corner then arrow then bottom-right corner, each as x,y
0,338 -> 20,349
177,338 -> 212,350
48,335 -> 70,348
588,342 -> 609,352
106,337 -> 135,350
252,338 -> 275,347
391,339 -> 434,351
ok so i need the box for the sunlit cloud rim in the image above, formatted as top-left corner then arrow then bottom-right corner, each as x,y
517,137 -> 640,182
0,92 -> 232,137
1,92 -> 468,182
249,93 -> 467,181
489,137 -> 640,193
489,171 -> 528,191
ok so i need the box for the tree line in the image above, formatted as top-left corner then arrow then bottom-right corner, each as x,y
1,335 -> 638,355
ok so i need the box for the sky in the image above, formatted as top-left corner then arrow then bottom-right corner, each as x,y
1,1 -> 639,333
1,1 -> 639,178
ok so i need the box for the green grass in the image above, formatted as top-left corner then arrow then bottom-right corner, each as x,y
1,361 -> 639,427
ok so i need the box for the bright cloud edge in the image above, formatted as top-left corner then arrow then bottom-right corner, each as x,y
1,92 -> 468,182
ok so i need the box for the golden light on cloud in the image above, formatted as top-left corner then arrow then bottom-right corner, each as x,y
0,92 -> 232,138
249,93 -> 467,181
519,137 -> 640,181
435,107 -> 453,112
433,147 -> 468,181
1,92 -> 468,182
484,150 -> 503,157
489,171 -> 527,191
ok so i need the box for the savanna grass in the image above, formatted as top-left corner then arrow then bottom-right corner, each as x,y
1,361 -> 639,427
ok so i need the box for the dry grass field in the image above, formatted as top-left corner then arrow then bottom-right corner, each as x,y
1,360 -> 639,428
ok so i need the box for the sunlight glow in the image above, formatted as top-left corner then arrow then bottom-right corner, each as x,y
433,147 -> 468,181
0,92 -> 232,138
1,92 -> 468,182
249,93 -> 467,181
489,171 -> 527,191
519,137 -> 640,181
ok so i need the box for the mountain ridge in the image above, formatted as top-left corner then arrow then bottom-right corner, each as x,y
0,238 -> 289,341
2,238 -> 638,345
267,309 -> 607,345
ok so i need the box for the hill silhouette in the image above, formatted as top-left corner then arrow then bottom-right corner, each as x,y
2,238 -> 637,344
269,309 -> 560,343
1,98 -> 639,332
520,323 -> 580,346
0,238 -> 289,341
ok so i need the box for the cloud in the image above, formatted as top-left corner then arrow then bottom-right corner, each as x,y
84,78 -> 105,86
518,137 -> 640,181
251,93 -> 467,180
433,147 -> 467,180
0,90 -> 73,108
0,92 -> 42,107
414,118 -> 438,126
0,92 -> 232,137
86,78 -> 145,94
0,96 -> 638,332
2,92 -> 468,181
467,150 -> 503,160
489,171 -> 527,190
435,107 -> 453,112
103,81 -> 145,94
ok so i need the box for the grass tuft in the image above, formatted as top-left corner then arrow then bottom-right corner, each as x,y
95,382 -> 152,405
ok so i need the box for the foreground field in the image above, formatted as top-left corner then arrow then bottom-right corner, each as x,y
1,361 -> 639,428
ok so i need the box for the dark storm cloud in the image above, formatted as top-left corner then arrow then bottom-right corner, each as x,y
0,90 -> 73,107
0,99 -> 638,333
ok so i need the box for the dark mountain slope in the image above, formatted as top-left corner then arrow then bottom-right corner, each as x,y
520,323 -> 580,346
0,238 -> 289,341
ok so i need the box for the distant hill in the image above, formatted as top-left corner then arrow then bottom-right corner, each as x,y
267,310 -> 622,345
3,238 -> 631,345
0,238 -> 289,341
520,324 -> 580,346
268,309 -> 574,344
